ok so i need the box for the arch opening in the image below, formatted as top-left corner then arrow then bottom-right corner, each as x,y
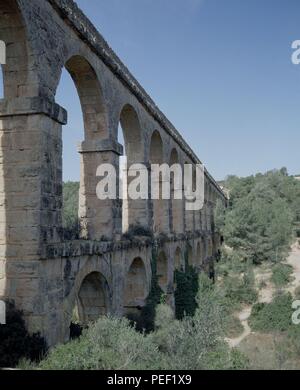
77,272 -> 109,325
118,105 -> 143,233
150,131 -> 167,233
124,257 -> 147,318
0,0 -> 32,98
56,56 -> 108,241
56,68 -> 83,240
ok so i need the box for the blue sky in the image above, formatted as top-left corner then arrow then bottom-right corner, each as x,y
1,0 -> 300,181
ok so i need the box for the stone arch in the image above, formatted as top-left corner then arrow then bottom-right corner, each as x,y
118,105 -> 146,232
170,148 -> 183,234
174,247 -> 182,270
157,251 -> 168,292
0,0 -> 35,98
124,257 -> 148,317
56,55 -> 110,240
119,104 -> 143,163
150,130 -> 163,164
150,130 -> 168,233
77,271 -> 109,325
62,55 -> 108,140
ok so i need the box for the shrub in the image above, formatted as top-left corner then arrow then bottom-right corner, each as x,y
122,224 -> 153,240
39,316 -> 161,370
222,267 -> 258,310
33,276 -> 249,371
225,315 -> 244,338
0,302 -> 47,368
174,266 -> 199,319
271,263 -> 294,287
249,293 -> 294,332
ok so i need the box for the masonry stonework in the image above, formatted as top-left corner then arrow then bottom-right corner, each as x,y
0,0 -> 227,346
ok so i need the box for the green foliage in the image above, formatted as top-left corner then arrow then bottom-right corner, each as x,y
271,263 -> 294,287
214,199 -> 226,233
221,169 -> 298,264
132,249 -> 164,333
38,316 -> 161,370
174,265 -> 199,319
30,274 -> 249,370
249,293 -> 294,332
221,266 -> 258,309
62,182 -> 80,240
122,224 -> 153,240
225,315 -> 244,338
0,302 -> 47,368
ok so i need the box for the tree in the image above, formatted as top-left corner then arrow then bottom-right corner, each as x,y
221,169 -> 297,264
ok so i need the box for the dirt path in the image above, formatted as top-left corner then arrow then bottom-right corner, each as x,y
225,306 -> 252,348
286,242 -> 300,296
226,242 -> 300,348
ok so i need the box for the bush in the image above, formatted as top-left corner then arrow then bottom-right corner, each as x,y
221,170 -> 298,265
271,263 -> 294,287
225,315 -> 244,338
222,267 -> 258,310
122,224 -> 153,240
249,293 -> 294,332
174,266 -> 199,319
39,316 -> 161,370
0,302 -> 47,368
150,276 -> 248,370
32,275 -> 249,371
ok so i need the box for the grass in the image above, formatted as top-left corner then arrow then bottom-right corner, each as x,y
249,292 -> 294,333
271,263 -> 294,287
225,315 -> 244,338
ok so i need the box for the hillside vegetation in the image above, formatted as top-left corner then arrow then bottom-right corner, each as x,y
15,169 -> 300,370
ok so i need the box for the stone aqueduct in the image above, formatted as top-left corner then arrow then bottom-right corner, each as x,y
0,0 -> 227,346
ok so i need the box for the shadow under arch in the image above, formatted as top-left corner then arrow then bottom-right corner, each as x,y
76,271 -> 110,326
119,104 -> 143,163
124,257 -> 148,318
0,0 -> 35,98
